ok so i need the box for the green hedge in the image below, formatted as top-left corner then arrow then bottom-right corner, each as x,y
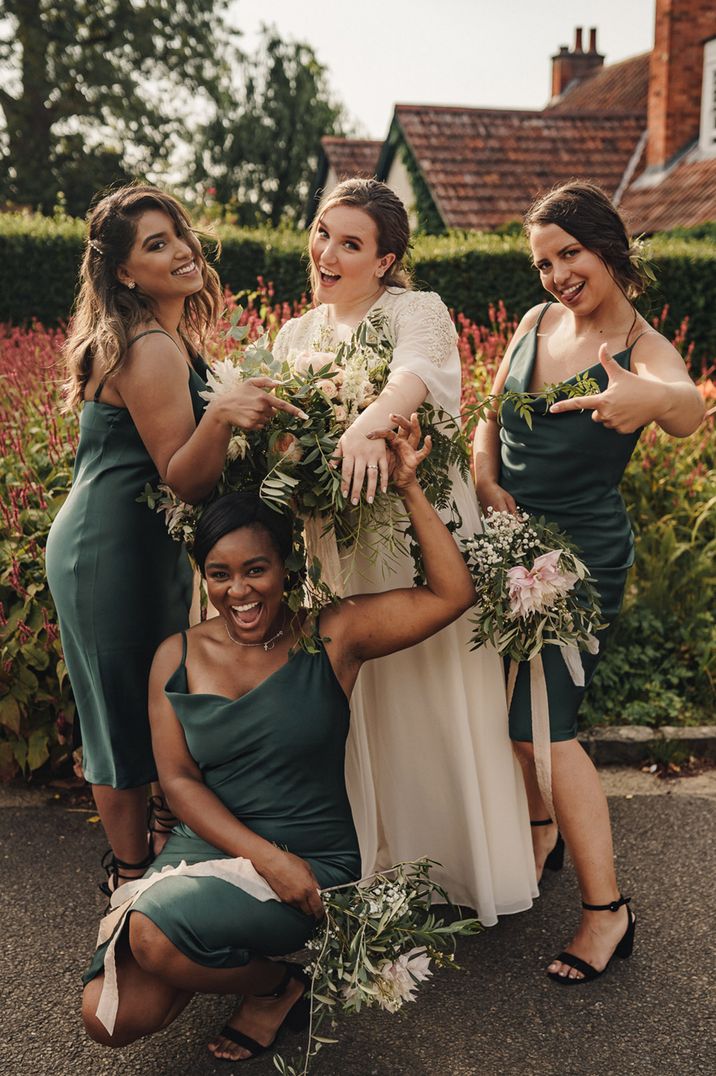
1,214 -> 714,359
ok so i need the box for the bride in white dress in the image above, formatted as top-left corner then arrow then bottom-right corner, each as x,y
273,179 -> 537,922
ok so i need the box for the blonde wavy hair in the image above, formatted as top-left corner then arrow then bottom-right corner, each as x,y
308,178 -> 413,297
62,184 -> 223,410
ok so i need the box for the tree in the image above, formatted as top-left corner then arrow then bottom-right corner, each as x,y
0,0 -> 234,213
196,27 -> 346,227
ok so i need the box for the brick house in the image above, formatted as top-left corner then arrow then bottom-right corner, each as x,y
307,0 -> 716,235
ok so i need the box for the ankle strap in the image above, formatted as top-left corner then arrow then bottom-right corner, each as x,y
530,818 -> 554,827
582,895 -> 631,912
255,961 -> 306,999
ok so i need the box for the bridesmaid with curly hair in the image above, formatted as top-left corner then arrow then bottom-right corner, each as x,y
46,185 -> 303,897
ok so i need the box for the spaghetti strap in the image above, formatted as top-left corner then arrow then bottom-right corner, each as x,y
92,329 -> 182,402
126,328 -> 182,352
535,302 -> 553,331
179,630 -> 188,666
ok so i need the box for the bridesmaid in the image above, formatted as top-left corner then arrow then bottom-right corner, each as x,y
473,180 -> 704,983
46,185 -> 303,896
273,178 -> 537,922
80,417 -> 476,1061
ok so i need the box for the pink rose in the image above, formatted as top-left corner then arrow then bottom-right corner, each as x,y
316,378 -> 339,400
292,350 -> 337,377
270,431 -> 303,463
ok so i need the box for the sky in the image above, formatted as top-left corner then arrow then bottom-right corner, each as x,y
230,0 -> 656,138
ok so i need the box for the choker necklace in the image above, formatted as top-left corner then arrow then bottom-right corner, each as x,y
224,619 -> 285,652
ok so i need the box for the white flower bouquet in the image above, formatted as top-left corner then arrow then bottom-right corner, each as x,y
274,859 -> 481,1076
461,508 -> 603,662
143,307 -> 469,602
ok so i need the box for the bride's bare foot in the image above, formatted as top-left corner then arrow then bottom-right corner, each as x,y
531,820 -> 560,882
547,904 -> 631,980
208,977 -> 306,1061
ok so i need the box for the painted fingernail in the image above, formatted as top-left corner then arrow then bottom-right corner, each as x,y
352,497 -> 358,505
342,488 -> 348,496
299,411 -> 309,421
368,496 -> 374,504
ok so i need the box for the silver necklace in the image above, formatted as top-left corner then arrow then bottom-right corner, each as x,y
224,619 -> 285,652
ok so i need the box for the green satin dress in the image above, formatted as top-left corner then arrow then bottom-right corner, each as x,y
45,330 -> 208,788
84,630 -> 360,981
499,303 -> 643,742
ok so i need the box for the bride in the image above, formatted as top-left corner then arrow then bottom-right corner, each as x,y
273,178 -> 537,921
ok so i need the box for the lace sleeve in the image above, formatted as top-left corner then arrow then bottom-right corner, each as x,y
271,319 -> 296,364
388,291 -> 461,414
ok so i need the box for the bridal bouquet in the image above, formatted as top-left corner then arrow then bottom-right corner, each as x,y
461,508 -> 603,661
274,859 -> 481,1076
144,306 -> 469,599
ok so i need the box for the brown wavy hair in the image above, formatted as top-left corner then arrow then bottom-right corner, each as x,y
308,178 -> 413,296
524,180 -> 650,302
62,184 -> 223,409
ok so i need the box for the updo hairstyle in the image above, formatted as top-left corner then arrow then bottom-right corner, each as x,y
309,177 -> 412,293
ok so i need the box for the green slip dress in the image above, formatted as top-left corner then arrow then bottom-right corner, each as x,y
45,330 -> 208,788
499,303 -> 643,742
84,629 -> 360,980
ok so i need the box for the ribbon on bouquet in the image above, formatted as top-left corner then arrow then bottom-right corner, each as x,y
303,513 -> 345,597
506,644 -> 591,824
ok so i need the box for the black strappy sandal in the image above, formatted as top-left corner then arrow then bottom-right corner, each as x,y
531,818 -> 565,872
98,847 -> 155,900
547,895 -> 636,985
147,794 -> 177,854
214,961 -> 310,1061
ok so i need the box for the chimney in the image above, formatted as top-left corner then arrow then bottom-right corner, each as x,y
551,27 -> 605,100
647,0 -> 716,169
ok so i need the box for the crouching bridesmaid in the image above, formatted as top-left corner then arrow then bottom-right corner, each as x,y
81,414 -> 475,1062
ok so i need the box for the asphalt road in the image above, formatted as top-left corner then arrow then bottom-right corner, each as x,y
1,778 -> 714,1076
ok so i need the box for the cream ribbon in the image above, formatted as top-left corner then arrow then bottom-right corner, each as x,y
302,514 -> 345,597
507,645 -> 591,824
94,857 -> 279,1035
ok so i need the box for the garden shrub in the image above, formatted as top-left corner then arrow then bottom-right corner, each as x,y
2,213 -> 716,359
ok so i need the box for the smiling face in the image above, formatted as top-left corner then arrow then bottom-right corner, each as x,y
310,205 -> 396,307
529,223 -> 617,314
117,208 -> 204,302
204,524 -> 286,643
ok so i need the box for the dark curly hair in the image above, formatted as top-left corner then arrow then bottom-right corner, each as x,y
194,493 -> 294,578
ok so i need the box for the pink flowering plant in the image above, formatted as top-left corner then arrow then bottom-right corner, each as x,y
461,509 -> 603,661
274,859 -> 481,1076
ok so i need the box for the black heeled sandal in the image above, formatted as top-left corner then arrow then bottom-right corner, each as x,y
547,895 -> 636,985
215,961 -> 310,1060
147,794 -> 177,854
98,847 -> 155,900
531,818 -> 565,872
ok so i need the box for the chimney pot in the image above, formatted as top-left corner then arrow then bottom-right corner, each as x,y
589,28 -> 597,54
574,27 -> 583,53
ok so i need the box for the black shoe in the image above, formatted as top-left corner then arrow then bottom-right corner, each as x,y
98,847 -> 154,901
547,895 -> 636,986
531,818 -> 565,872
215,961 -> 310,1060
147,794 -> 177,854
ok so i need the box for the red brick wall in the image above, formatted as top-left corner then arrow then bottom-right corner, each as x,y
647,0 -> 716,167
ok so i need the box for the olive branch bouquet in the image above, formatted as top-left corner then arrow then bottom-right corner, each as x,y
273,859 -> 482,1076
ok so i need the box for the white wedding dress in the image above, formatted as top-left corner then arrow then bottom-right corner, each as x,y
273,288 -> 537,922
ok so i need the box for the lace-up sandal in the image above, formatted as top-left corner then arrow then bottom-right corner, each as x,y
147,794 -> 177,854
98,847 -> 155,900
215,961 -> 310,1060
531,818 -> 565,872
547,895 -> 636,985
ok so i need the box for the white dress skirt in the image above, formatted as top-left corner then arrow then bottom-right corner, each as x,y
273,288 -> 537,922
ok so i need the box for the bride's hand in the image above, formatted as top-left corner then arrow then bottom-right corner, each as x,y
368,412 -> 431,492
332,424 -> 389,505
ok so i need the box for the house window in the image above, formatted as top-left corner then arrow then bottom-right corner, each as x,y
700,38 -> 716,155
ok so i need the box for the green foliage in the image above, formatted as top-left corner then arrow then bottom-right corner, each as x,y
3,217 -> 716,362
195,27 -> 346,227
0,0 -> 231,213
581,421 -> 716,728
654,221 -> 716,242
